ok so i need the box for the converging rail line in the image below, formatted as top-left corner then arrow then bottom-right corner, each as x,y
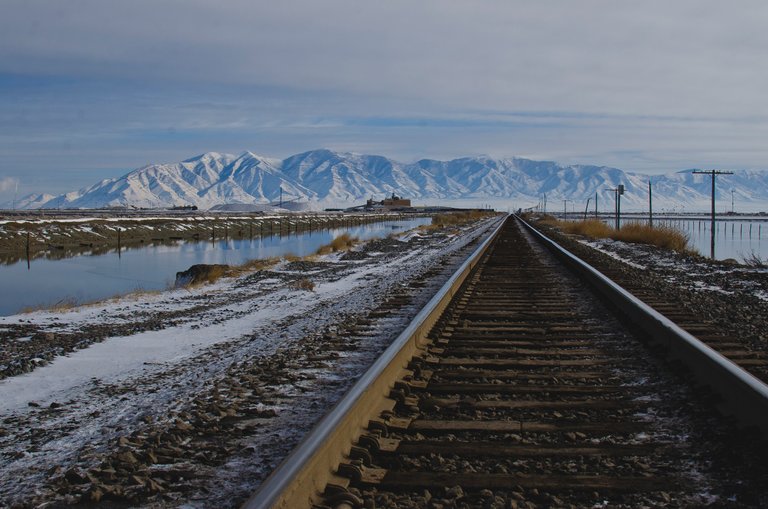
246,215 -> 768,508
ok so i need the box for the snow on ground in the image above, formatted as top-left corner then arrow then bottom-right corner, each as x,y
0,216 -> 502,508
580,236 -> 768,296
563,232 -> 768,363
580,238 -> 648,270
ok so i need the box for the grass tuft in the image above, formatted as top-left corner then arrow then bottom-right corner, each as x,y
240,256 -> 281,272
316,233 -> 359,255
612,223 -> 692,252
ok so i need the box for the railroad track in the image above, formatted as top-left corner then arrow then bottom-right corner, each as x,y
246,215 -> 768,509
534,232 -> 768,385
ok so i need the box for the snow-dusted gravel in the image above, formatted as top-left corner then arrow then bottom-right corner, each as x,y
0,216 -> 502,508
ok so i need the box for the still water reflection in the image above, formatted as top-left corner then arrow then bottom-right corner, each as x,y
1,218 -> 431,316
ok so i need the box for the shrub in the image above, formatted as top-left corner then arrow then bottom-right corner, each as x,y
293,278 -> 315,291
742,252 -> 766,268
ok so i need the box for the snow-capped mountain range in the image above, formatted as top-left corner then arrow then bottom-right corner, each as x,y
10,149 -> 768,212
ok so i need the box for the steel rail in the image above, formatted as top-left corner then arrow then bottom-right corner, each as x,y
517,214 -> 768,434
243,216 -> 507,509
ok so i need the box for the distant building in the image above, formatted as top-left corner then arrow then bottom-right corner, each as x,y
366,193 -> 411,210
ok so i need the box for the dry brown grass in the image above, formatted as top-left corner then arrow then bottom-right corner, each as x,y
560,219 -> 614,238
202,265 -> 227,284
316,233 -> 359,255
180,266 -> 227,288
21,296 -> 80,314
431,210 -> 494,228
240,256 -> 281,271
543,218 -> 694,254
613,223 -> 692,252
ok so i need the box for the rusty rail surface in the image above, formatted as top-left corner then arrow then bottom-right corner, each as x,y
245,215 -> 768,509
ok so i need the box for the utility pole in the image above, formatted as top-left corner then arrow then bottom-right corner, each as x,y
692,170 -> 733,259
605,188 -> 616,228
732,189 -> 735,214
606,185 -> 624,230
563,199 -> 569,221
595,191 -> 598,218
648,180 -> 653,228
616,185 -> 624,230
584,198 -> 591,220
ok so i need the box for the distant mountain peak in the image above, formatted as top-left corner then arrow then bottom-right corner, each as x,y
15,150 -> 768,211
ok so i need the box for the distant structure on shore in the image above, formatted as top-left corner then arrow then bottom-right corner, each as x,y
364,193 -> 412,211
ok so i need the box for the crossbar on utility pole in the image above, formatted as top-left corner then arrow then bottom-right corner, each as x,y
692,170 -> 733,259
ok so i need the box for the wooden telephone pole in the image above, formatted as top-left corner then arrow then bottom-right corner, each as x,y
692,170 -> 733,259
648,180 -> 653,228
606,185 -> 625,230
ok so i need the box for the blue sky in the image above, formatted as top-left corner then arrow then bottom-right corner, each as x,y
2,0 -> 768,201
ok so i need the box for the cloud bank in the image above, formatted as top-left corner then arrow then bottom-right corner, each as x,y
2,1 -> 768,194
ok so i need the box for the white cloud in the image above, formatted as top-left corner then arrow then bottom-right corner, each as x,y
3,0 -> 768,119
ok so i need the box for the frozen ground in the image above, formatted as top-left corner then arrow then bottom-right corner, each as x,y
0,216 -> 503,507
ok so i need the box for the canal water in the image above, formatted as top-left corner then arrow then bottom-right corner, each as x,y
1,217 -> 431,316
